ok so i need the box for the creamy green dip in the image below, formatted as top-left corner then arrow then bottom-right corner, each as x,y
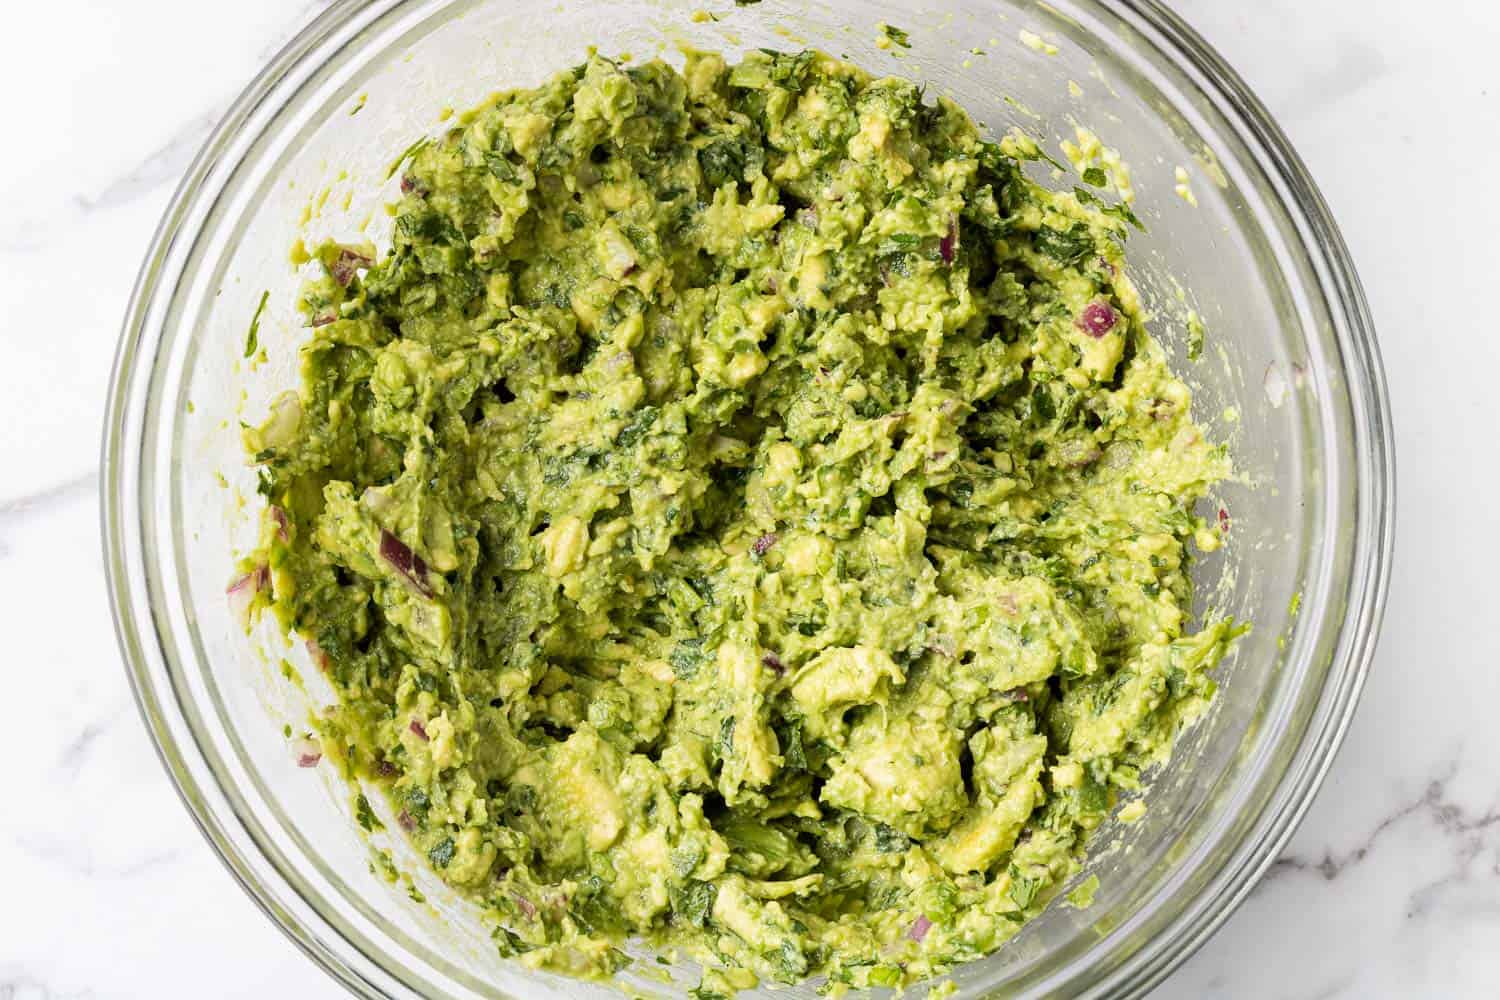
238,48 -> 1240,994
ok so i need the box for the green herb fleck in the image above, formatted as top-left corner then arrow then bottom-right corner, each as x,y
1033,223 -> 1095,265
1187,312 -> 1206,360
244,290 -> 269,359
494,926 -> 534,956
1008,864 -> 1042,910
880,23 -> 912,48
671,879 -> 718,927
386,135 -> 432,181
355,793 -> 383,832
427,836 -> 456,868
873,823 -> 911,854
670,638 -> 708,680
717,716 -> 736,758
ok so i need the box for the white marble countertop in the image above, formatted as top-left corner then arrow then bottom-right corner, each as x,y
3,1 -> 1497,996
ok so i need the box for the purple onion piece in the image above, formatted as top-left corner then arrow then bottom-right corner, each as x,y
293,737 -> 322,768
225,563 -> 270,596
1076,301 -> 1118,338
330,246 -> 374,287
751,533 -> 779,558
397,810 -> 416,831
268,505 -> 290,542
513,894 -> 538,920
908,914 -> 933,942
762,652 -> 785,674
227,564 -> 270,626
939,216 -> 957,265
1003,687 -> 1029,703
410,719 -> 429,741
380,529 -> 435,598
1218,507 -> 1230,533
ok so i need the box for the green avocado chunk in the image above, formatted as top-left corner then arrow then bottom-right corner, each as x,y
238,47 -> 1242,994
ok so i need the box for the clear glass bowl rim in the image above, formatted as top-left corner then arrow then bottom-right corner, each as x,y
101,1 -> 1396,996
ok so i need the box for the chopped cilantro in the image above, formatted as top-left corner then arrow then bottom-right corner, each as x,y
880,23 -> 912,48
1033,222 -> 1096,264
427,836 -> 455,868
244,289 -> 269,358
354,793 -> 383,832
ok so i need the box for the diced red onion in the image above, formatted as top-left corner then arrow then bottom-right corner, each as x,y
380,529 -> 435,598
311,311 -> 337,327
397,810 -> 416,831
513,894 -> 538,920
907,915 -> 932,942
330,245 -> 374,287
1076,301 -> 1117,338
939,216 -> 957,265
293,737 -> 322,768
226,564 -> 270,627
1218,507 -> 1230,533
926,633 -> 956,659
762,652 -> 785,673
268,505 -> 290,542
305,638 -> 331,673
1003,687 -> 1029,702
752,533 -> 779,557
410,719 -> 429,741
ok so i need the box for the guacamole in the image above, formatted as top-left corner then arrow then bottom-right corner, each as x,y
237,49 -> 1240,994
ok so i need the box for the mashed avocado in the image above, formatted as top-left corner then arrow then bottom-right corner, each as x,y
238,48 -> 1240,994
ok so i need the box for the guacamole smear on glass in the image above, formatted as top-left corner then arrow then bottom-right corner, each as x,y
238,48 -> 1241,995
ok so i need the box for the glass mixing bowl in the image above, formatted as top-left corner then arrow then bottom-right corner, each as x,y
102,0 -> 1394,996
